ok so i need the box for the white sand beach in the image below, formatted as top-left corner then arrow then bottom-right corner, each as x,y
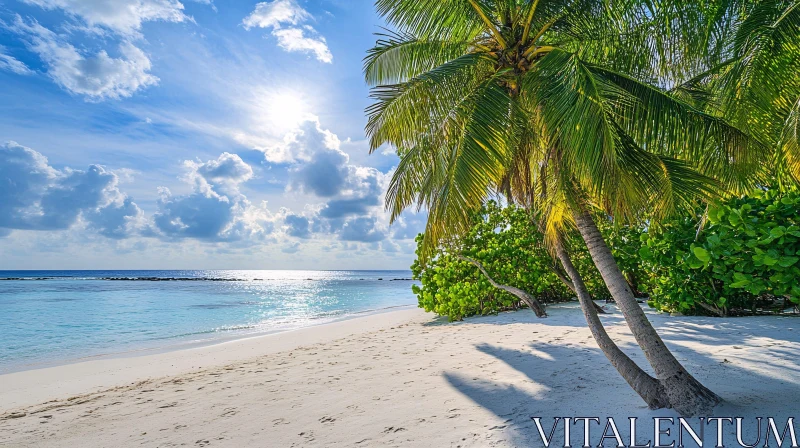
1,303 -> 798,447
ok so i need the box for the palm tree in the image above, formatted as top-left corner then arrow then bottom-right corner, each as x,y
364,0 -> 766,415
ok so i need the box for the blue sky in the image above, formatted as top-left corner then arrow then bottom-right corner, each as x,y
0,0 -> 426,270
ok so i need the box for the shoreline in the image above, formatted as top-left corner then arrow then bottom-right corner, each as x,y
2,302 -> 798,447
0,306 -> 427,410
0,303 -> 418,377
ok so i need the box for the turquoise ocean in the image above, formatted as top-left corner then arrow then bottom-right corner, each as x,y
0,270 -> 418,374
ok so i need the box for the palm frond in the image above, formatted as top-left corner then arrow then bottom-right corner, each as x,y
364,30 -> 476,85
366,53 -> 493,152
592,64 -> 769,192
375,0 -> 489,40
382,72 -> 515,256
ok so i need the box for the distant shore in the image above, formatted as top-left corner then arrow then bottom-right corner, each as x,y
2,303 -> 798,447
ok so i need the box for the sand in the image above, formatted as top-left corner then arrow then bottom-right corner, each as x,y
1,302 -> 798,447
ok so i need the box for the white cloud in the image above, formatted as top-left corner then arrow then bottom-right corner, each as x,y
242,0 -> 309,29
0,46 -> 34,75
152,153 -> 275,242
272,27 -> 332,64
340,216 -> 386,242
21,0 -> 189,36
0,141 -> 143,236
243,0 -> 332,63
12,17 -> 158,100
187,151 -> 254,194
272,119 -> 393,243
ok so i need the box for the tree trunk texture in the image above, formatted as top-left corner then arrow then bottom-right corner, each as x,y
458,256 -> 548,317
554,240 -> 671,410
573,210 -> 720,416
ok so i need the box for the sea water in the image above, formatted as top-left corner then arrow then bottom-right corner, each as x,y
0,270 -> 418,374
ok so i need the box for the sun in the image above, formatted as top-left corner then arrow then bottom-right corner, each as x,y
264,90 -> 310,132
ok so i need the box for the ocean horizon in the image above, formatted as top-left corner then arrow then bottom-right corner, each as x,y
0,270 -> 418,374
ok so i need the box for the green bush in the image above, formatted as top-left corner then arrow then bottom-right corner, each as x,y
412,189 -> 800,320
411,202 -> 607,321
640,188 -> 800,315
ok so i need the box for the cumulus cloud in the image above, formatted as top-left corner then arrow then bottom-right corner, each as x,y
243,0 -> 332,63
275,119 -> 390,243
340,216 -> 387,243
11,17 -> 158,100
284,213 -> 311,238
185,151 -> 254,197
152,153 -> 273,242
286,121 -> 348,196
286,120 -> 384,206
0,144 -> 276,245
0,141 -> 142,235
152,188 -> 238,240
85,197 -> 144,239
0,128 -> 413,261
0,45 -> 33,75
194,152 -> 254,183
20,0 -> 189,36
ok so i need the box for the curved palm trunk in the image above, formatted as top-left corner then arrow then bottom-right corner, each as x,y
458,255 -> 547,317
573,210 -> 720,416
554,240 -> 670,410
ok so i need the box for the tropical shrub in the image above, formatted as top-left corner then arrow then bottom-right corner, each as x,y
640,189 -> 800,315
412,190 -> 800,320
411,202 -> 608,321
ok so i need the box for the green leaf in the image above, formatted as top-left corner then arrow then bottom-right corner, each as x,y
762,255 -> 778,266
693,247 -> 711,263
688,258 -> 705,269
638,246 -> 653,260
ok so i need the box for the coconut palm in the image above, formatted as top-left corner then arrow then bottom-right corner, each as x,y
364,0 -> 767,415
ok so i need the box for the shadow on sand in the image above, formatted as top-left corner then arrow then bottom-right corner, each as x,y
441,305 -> 800,447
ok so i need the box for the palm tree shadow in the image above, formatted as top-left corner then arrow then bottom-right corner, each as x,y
442,373 -> 544,446
443,330 -> 800,447
443,341 -> 656,446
